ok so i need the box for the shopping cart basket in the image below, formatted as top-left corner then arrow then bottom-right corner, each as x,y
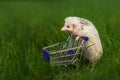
42,35 -> 89,66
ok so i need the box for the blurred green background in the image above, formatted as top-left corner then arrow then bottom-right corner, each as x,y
0,0 -> 120,80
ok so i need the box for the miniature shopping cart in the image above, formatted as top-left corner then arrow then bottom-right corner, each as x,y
42,35 -> 89,66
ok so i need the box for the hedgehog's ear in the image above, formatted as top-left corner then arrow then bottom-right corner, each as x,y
72,24 -> 77,29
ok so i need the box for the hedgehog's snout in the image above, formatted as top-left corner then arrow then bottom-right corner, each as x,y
61,26 -> 67,31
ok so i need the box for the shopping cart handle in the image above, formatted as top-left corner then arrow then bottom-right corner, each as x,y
83,36 -> 89,41
67,50 -> 74,54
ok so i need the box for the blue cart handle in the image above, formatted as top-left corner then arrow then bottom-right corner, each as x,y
83,36 -> 89,41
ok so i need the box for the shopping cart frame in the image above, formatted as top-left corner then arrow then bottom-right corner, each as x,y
42,35 -> 89,66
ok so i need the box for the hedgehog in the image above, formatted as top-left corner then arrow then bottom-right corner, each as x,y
61,16 -> 103,65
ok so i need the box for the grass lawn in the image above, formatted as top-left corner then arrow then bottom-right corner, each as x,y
0,0 -> 120,80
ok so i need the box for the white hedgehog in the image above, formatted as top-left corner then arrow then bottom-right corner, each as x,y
61,16 -> 103,64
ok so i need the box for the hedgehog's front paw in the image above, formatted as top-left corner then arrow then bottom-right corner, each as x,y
75,36 -> 80,41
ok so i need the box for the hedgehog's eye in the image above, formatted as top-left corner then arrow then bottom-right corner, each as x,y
67,25 -> 70,28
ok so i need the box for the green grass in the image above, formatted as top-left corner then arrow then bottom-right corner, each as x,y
0,0 -> 120,80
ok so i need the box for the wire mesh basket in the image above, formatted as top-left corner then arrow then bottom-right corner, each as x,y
42,35 -> 89,66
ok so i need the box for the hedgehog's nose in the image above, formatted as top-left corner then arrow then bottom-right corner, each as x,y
61,27 -> 64,31
61,28 -> 64,31
61,27 -> 66,31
